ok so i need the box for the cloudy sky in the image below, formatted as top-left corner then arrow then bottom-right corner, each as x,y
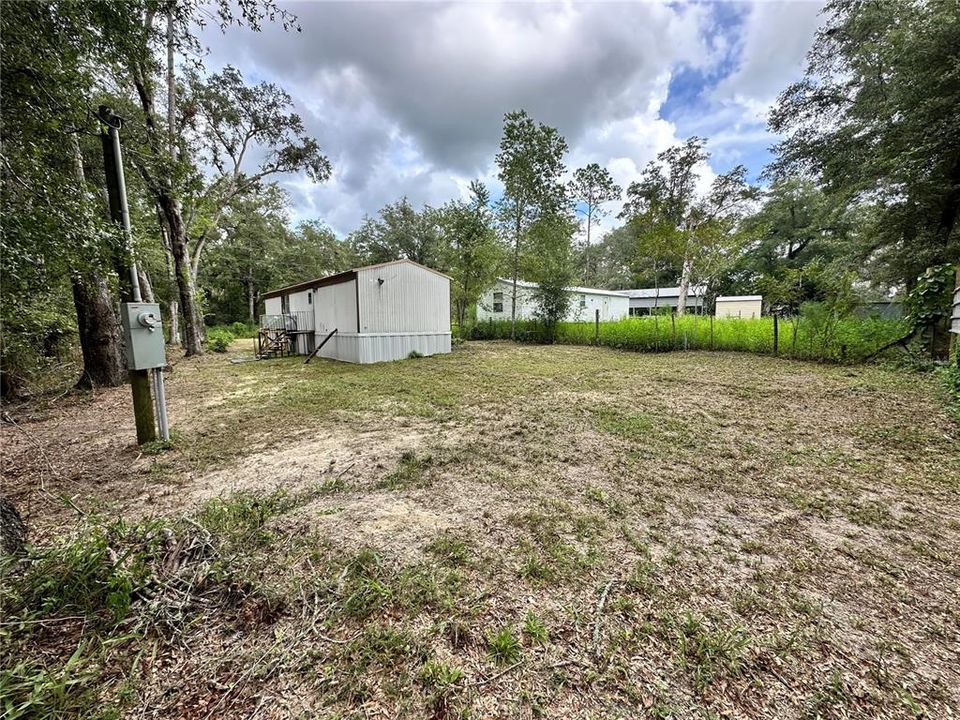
201,1 -> 825,238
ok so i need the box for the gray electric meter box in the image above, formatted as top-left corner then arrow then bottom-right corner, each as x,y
120,302 -> 166,370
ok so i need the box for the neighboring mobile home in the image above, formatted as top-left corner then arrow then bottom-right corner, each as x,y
477,278 -> 630,323
715,295 -> 763,319
261,260 -> 451,363
617,286 -> 706,315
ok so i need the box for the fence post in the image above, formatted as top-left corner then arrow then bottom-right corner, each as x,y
595,309 -> 600,345
773,313 -> 779,356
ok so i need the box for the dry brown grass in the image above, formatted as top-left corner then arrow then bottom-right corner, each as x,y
2,341 -> 958,718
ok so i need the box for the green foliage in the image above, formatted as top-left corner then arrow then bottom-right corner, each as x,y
486,626 -> 522,666
770,0 -> 960,285
419,660 -> 464,689
380,451 -> 432,489
230,322 -> 256,338
349,197 -> 444,268
0,645 -> 109,720
438,181 -> 505,329
621,137 -> 755,306
569,163 -> 622,281
672,613 -> 750,690
469,312 -> 906,363
0,518 -> 166,625
425,535 -> 472,567
938,355 -> 960,422
206,328 -> 235,353
195,489 -> 296,547
905,265 -> 954,329
524,213 -> 578,340
522,611 -> 549,644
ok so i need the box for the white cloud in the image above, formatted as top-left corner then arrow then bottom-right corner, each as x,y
713,1 -> 824,114
196,1 -> 824,236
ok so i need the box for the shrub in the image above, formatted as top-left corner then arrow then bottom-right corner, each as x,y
466,313 -> 906,363
230,321 -> 256,338
207,328 -> 234,353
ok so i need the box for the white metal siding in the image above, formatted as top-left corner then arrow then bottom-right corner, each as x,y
313,279 -> 358,337
264,297 -> 281,315
357,263 -> 450,333
569,292 -> 629,322
267,261 -> 452,364
477,280 -> 537,321
358,332 -> 452,363
477,279 -> 629,322
715,298 -> 762,319
952,283 -> 960,335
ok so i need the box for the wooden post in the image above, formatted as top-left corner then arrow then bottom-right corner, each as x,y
773,313 -> 779,356
595,309 -> 600,345
100,109 -> 156,445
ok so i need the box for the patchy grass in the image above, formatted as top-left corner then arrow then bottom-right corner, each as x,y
1,341 -> 958,718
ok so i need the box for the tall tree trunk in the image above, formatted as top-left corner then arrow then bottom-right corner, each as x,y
138,268 -> 155,303
168,298 -> 180,346
72,275 -> 127,389
70,134 -> 126,388
156,206 -> 181,346
248,277 -> 256,324
510,210 -> 521,340
167,7 -> 177,162
159,193 -> 204,355
676,257 -> 693,316
164,10 -> 182,347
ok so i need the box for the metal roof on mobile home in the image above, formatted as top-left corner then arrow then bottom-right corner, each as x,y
495,277 -> 629,298
263,259 -> 450,300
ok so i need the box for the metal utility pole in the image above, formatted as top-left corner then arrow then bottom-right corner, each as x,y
99,106 -> 170,444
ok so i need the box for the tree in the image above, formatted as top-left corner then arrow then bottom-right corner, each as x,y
113,3 -> 329,356
0,2 -> 135,394
769,0 -> 960,286
349,198 -> 444,268
524,213 -> 578,342
622,138 -> 754,313
288,221 -> 358,282
732,177 -> 857,305
437,181 -> 504,329
201,185 -> 290,323
495,110 -> 569,338
181,65 -> 331,281
569,164 -> 622,281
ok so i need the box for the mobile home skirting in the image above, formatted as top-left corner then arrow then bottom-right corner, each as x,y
315,331 -> 452,364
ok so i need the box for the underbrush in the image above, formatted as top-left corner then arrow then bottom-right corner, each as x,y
469,314 -> 907,363
0,489 -> 296,719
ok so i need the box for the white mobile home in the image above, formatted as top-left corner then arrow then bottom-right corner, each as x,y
618,286 -> 706,315
262,260 -> 451,363
477,278 -> 630,323
715,295 -> 763,319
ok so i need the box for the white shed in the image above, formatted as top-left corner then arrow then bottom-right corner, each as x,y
476,278 -> 630,323
262,260 -> 451,363
715,295 -> 763,319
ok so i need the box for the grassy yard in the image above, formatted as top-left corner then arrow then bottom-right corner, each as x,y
2,341 -> 958,718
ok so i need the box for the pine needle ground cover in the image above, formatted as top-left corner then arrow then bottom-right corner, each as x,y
2,341 -> 957,718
